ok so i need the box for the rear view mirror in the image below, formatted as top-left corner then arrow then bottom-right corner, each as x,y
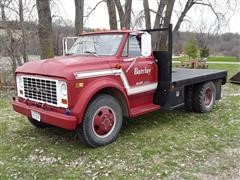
141,32 -> 152,57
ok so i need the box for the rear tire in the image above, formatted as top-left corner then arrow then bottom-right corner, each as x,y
192,82 -> 216,113
28,117 -> 48,129
77,94 -> 123,147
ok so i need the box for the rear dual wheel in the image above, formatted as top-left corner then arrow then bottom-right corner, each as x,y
185,82 -> 216,113
77,94 -> 123,147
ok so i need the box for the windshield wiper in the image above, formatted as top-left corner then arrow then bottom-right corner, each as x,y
83,51 -> 99,57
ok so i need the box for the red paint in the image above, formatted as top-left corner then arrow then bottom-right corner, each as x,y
12,30 -> 160,130
12,100 -> 77,130
204,88 -> 213,107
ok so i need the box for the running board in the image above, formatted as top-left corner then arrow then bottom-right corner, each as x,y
131,104 -> 160,117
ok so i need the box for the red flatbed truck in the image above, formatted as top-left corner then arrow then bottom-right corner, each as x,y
12,25 -> 227,147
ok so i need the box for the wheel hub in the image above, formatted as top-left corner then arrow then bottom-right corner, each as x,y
204,88 -> 213,107
92,106 -> 116,137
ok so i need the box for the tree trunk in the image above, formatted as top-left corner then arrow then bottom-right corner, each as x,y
114,0 -> 132,29
152,0 -> 167,50
1,3 -> 6,21
153,0 -> 167,29
143,0 -> 151,29
114,0 -> 125,28
158,0 -> 175,50
106,0 -> 117,30
124,0 -> 132,29
19,0 -> 28,63
74,0 -> 84,35
163,0 -> 175,27
1,3 -> 19,75
36,0 -> 54,59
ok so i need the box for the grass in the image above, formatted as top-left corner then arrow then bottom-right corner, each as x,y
207,56 -> 239,62
0,64 -> 240,179
173,56 -> 240,62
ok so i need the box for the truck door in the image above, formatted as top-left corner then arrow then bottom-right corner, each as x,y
121,34 -> 158,90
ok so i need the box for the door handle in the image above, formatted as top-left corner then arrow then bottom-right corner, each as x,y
147,62 -> 154,65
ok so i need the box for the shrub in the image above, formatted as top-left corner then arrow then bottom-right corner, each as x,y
184,37 -> 198,59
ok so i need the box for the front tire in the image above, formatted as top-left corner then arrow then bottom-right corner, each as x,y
192,82 -> 216,113
77,94 -> 123,147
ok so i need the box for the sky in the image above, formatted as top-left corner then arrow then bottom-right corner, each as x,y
45,0 -> 240,34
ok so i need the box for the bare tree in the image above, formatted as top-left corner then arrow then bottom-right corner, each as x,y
114,0 -> 124,28
1,0 -> 30,63
114,0 -> 132,29
18,0 -> 28,63
173,0 -> 227,33
157,0 -> 175,50
124,0 -> 132,29
106,0 -> 117,29
0,2 -> 6,20
36,0 -> 54,59
150,0 -> 174,50
143,0 -> 151,29
152,0 -> 167,29
74,0 -> 84,35
0,0 -> 21,76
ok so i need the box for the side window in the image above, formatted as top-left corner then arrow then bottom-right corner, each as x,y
122,39 -> 128,57
122,35 -> 141,57
129,35 -> 141,57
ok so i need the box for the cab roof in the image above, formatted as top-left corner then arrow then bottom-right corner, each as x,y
80,29 -> 142,36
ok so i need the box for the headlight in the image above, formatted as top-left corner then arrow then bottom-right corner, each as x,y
58,81 -> 68,108
60,82 -> 67,96
16,76 -> 23,88
16,75 -> 24,97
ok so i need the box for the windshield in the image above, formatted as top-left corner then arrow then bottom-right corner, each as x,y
67,34 -> 123,56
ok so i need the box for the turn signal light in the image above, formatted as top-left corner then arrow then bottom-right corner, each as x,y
115,64 -> 122,69
61,99 -> 68,104
75,82 -> 84,88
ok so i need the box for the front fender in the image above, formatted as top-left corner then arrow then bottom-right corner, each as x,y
71,77 -> 129,125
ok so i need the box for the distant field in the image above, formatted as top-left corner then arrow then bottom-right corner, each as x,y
173,56 -> 239,62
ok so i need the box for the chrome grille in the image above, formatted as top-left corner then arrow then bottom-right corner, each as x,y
23,77 -> 57,105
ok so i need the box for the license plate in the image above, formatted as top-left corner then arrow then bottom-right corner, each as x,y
31,111 -> 41,122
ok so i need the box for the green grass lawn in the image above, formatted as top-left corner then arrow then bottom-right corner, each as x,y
0,64 -> 240,179
207,56 -> 239,62
173,56 -> 239,62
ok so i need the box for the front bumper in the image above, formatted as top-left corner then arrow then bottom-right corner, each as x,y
12,100 -> 77,130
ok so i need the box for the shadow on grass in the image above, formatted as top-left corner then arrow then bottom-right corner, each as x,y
30,107 -> 194,148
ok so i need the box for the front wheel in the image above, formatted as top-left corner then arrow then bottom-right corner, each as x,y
77,94 -> 123,147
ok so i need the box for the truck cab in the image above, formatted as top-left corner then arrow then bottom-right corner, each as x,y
12,26 -> 227,147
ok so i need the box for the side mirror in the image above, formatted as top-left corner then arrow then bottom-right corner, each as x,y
141,32 -> 152,57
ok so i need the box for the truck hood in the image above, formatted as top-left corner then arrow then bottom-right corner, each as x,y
16,55 -> 113,80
